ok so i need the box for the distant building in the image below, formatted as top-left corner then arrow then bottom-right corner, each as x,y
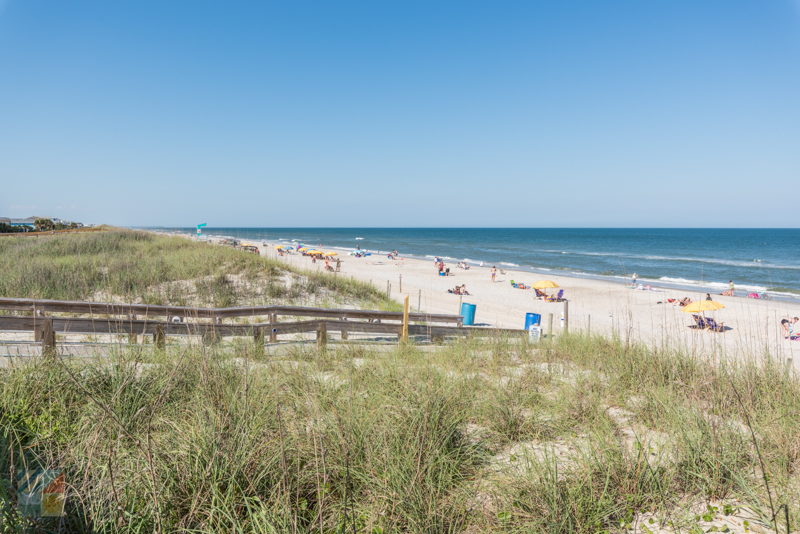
1,216 -> 84,230
5,216 -> 37,228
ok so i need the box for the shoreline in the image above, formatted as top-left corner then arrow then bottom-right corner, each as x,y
259,238 -> 800,365
151,227 -> 800,303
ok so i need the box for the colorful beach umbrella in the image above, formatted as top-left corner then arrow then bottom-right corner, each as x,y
532,280 -> 559,289
324,251 -> 338,256
681,300 -> 725,313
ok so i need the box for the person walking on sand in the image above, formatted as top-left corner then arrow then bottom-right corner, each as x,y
490,266 -> 497,282
632,273 -> 638,287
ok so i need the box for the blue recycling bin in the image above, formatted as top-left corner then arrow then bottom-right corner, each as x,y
524,313 -> 541,330
460,302 -> 476,326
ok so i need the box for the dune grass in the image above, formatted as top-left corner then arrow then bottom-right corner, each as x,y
1,334 -> 798,533
0,230 -> 396,310
1,230 -> 798,532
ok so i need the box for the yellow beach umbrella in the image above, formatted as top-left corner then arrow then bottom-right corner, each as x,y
298,247 -> 309,252
325,251 -> 337,256
274,245 -> 286,250
532,280 -> 559,289
308,250 -> 324,255
681,300 -> 726,314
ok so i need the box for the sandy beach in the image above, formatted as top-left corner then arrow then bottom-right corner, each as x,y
251,239 -> 800,366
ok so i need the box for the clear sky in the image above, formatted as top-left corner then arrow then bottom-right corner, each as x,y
1,1 -> 798,227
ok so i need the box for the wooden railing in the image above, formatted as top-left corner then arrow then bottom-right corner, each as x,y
0,298 -> 524,352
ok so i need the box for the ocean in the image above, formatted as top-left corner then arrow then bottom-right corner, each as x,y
147,228 -> 800,301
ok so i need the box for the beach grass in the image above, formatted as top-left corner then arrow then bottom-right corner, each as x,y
0,229 -> 397,310
1,334 -> 798,533
1,230 -> 798,532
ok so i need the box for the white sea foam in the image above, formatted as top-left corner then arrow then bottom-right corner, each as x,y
658,276 -> 767,293
500,262 -> 520,267
536,249 -> 800,271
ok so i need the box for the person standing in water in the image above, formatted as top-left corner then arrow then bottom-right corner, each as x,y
632,273 -> 638,287
728,280 -> 735,296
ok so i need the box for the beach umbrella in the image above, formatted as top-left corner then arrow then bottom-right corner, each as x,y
324,251 -> 337,256
532,280 -> 559,289
274,245 -> 286,250
681,300 -> 725,314
298,247 -> 309,252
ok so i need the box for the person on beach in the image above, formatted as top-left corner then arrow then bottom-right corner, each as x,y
632,273 -> 638,287
723,280 -> 735,296
782,319 -> 791,338
491,266 -> 497,282
705,293 -> 712,301
335,258 -> 341,272
438,260 -> 444,274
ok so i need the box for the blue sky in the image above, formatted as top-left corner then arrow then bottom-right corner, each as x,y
1,1 -> 798,227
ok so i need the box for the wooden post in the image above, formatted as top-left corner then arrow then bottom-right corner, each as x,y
587,314 -> 591,334
563,301 -> 569,333
269,313 -> 277,343
154,325 -> 166,349
399,274 -> 403,293
128,314 -> 137,344
35,317 -> 56,356
401,295 -> 410,343
547,313 -> 554,339
417,289 -> 422,312
316,322 -> 327,349
340,317 -> 348,340
386,281 -> 391,297
253,327 -> 265,354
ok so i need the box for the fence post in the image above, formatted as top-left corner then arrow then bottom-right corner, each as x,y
563,301 -> 569,333
548,313 -> 554,339
340,317 -> 348,340
269,313 -> 277,343
399,274 -> 403,293
317,321 -> 328,349
128,314 -> 138,344
154,325 -> 166,349
35,317 -> 56,356
254,327 -> 265,354
587,314 -> 591,334
401,295 -> 410,343
417,289 -> 422,312
386,281 -> 391,297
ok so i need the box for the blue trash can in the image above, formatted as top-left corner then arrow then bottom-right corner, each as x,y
524,312 -> 541,330
460,302 -> 476,326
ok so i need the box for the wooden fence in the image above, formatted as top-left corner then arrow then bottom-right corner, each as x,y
0,298 -> 525,352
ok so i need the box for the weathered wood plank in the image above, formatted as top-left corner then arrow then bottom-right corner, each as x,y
0,298 -> 463,324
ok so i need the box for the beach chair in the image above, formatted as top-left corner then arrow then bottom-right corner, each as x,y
690,314 -> 706,329
705,318 -> 725,332
534,289 -> 547,300
546,289 -> 565,302
510,280 -> 518,288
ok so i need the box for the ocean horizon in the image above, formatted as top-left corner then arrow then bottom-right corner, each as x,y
145,227 -> 800,301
